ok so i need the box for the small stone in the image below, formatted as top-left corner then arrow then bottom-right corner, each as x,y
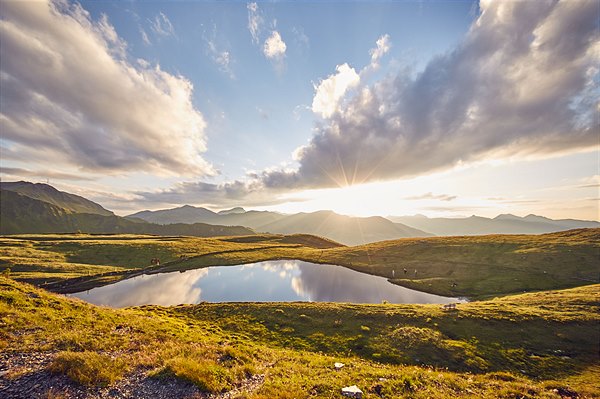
341,385 -> 363,399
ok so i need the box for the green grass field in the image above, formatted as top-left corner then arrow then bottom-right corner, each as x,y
1,277 -> 598,398
1,229 -> 598,299
0,230 -> 598,397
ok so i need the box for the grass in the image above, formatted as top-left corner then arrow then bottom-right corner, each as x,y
0,276 -> 598,398
1,229 -> 598,299
48,351 -> 129,387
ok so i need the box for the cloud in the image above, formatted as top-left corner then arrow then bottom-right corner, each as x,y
0,0 -> 213,176
247,2 -> 263,44
263,30 -> 286,62
150,11 -> 175,37
131,178 -> 309,210
292,26 -> 310,50
204,25 -> 234,78
140,28 -> 151,45
311,63 -> 360,118
0,167 -> 95,182
577,175 -> 600,189
404,192 -> 457,202
311,35 -> 389,119
259,0 -> 599,190
247,3 -> 286,72
369,34 -> 391,67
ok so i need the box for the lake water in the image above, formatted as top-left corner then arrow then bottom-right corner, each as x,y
71,260 -> 461,307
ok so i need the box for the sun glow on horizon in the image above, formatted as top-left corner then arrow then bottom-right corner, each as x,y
255,151 -> 600,221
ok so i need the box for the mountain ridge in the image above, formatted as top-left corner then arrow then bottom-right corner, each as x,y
128,206 -> 432,245
389,213 -> 600,236
0,189 -> 254,237
0,181 -> 113,216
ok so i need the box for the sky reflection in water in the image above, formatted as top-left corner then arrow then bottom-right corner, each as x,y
71,261 -> 460,307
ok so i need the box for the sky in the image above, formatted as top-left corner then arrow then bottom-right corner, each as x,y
0,0 -> 598,220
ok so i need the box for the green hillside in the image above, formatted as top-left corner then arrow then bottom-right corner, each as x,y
0,190 -> 254,237
1,229 -> 597,300
0,181 -> 113,216
0,277 -> 597,398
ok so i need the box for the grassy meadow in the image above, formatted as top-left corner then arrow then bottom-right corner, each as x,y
0,229 -> 598,299
0,277 -> 598,398
0,230 -> 598,397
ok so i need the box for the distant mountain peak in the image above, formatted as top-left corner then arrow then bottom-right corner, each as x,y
494,213 -> 521,220
218,207 -> 246,215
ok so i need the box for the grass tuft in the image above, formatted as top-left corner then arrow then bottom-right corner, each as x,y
48,351 -> 129,387
152,357 -> 231,393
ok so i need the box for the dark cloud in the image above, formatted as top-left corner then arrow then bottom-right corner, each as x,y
0,0 -> 212,176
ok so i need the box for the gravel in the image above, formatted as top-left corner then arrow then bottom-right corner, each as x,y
0,352 -> 264,399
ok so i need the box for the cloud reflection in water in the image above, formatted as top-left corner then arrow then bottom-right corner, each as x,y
72,261 -> 459,308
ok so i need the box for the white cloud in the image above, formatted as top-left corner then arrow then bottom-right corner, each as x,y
150,11 -> 175,37
404,192 -> 457,202
247,3 -> 287,72
0,0 -> 213,176
369,34 -> 391,67
140,28 -> 151,45
247,2 -> 263,44
263,30 -> 286,60
311,64 -> 360,118
205,29 -> 234,79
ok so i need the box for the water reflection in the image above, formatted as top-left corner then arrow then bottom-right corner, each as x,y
71,260 -> 460,307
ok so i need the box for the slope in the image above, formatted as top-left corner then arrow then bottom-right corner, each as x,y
129,207 -> 432,245
127,205 -> 219,225
258,210 -> 432,245
0,181 -> 113,216
128,206 -> 286,228
1,277 -> 598,398
0,190 -> 254,237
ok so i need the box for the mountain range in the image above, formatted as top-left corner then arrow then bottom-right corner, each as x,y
1,181 -> 598,244
128,206 -> 431,245
388,214 -> 600,236
0,183 -> 253,237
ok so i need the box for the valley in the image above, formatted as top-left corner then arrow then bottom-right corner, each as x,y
0,181 -> 598,398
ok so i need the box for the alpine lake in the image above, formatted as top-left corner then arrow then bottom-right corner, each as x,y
71,260 -> 463,307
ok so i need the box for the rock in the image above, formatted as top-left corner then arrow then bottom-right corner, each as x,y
341,385 -> 363,399
371,383 -> 383,397
334,362 -> 345,371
